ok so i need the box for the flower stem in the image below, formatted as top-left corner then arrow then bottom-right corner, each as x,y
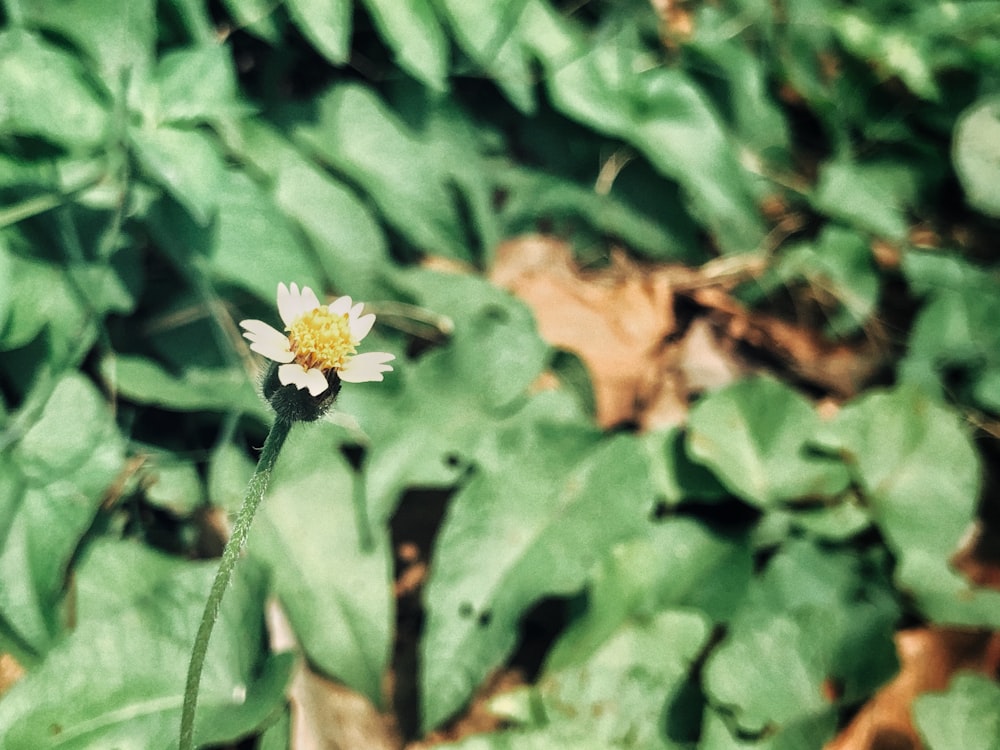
179,418 -> 293,750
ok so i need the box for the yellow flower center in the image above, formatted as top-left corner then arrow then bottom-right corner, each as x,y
287,308 -> 356,372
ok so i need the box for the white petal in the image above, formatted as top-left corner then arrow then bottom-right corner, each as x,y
278,282 -> 321,326
339,351 -> 395,383
250,341 -> 295,363
240,319 -> 295,363
328,295 -> 353,316
349,302 -> 365,320
278,363 -> 330,396
277,283 -> 297,327
350,313 -> 376,342
299,285 -> 321,314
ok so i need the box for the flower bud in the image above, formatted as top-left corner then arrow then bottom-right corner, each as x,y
262,361 -> 342,422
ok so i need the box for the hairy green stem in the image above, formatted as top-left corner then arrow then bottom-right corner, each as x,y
179,418 -> 293,750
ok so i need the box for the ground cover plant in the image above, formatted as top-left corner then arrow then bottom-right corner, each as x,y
1,0 -> 1000,748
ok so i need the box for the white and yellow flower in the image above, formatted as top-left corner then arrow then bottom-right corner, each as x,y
240,282 -> 395,396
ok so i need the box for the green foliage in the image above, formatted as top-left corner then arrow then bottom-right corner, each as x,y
1,0 -> 999,747
914,672 -> 1000,750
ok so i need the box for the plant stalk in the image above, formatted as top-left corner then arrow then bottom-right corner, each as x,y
179,417 -> 293,750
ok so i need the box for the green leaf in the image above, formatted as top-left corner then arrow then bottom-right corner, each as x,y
899,251 -> 1000,412
495,166 -> 693,260
154,44 -> 250,125
811,159 -> 915,239
954,96 -> 1000,218
336,268 -> 552,522
686,377 -> 850,507
0,252 -> 94,359
473,611 -> 710,750
434,0 -> 535,112
249,421 -> 393,704
208,440 -> 255,515
548,518 -> 751,671
0,374 -> 124,656
775,225 -> 880,336
703,540 -> 898,734
420,429 -> 654,730
833,11 -> 940,100
0,30 -> 109,149
142,455 -> 204,515
99,354 -> 268,419
285,0 -> 352,64
686,6 -> 791,159
219,0 -> 283,41
700,708 -> 838,750
295,83 -> 472,259
0,539 -> 291,749
523,9 -> 766,254
821,387 -> 1000,625
242,123 -> 391,299
146,169 -> 323,301
643,427 -> 727,507
129,125 -> 228,226
914,672 -> 1000,750
359,0 -> 449,90
18,0 -> 156,84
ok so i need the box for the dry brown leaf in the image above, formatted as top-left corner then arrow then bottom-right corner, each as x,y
407,669 -> 528,750
266,601 -> 401,750
690,286 -> 889,397
825,629 -> 1000,750
0,653 -> 24,697
491,236 -> 679,428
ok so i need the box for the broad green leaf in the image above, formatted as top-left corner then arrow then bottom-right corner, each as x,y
703,540 -> 898,733
208,440 -> 255,515
295,84 -> 471,259
434,0 -> 534,112
0,539 -> 291,749
18,0 -> 156,84
0,374 -> 124,656
155,44 -> 250,124
0,252 -> 94,360
914,672 -> 1000,750
495,166 -> 693,260
129,125 -> 228,226
547,518 -> 751,670
233,121 -> 393,299
686,377 -> 850,507
142,456 -> 204,515
285,0 -> 352,64
522,5 -> 766,254
420,429 -> 654,730
811,159 -> 915,239
774,225 -> 880,336
700,708 -> 838,750
899,250 -> 1000,412
642,428 -> 727,507
821,387 -> 1000,625
220,0 -> 283,42
146,170 -> 322,301
0,30 -> 108,149
686,6 -> 791,159
360,0 -> 449,90
443,611 -> 710,750
833,11 -> 939,100
99,354 -> 267,419
249,421 -> 393,704
336,268 -> 552,522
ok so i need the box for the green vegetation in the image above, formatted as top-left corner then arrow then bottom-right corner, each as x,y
1,0 -> 999,748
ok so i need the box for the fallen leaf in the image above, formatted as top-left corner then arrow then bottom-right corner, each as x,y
490,236 -> 679,428
825,628 -> 1000,750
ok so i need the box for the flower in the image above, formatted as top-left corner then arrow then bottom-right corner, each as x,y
240,283 -> 395,397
